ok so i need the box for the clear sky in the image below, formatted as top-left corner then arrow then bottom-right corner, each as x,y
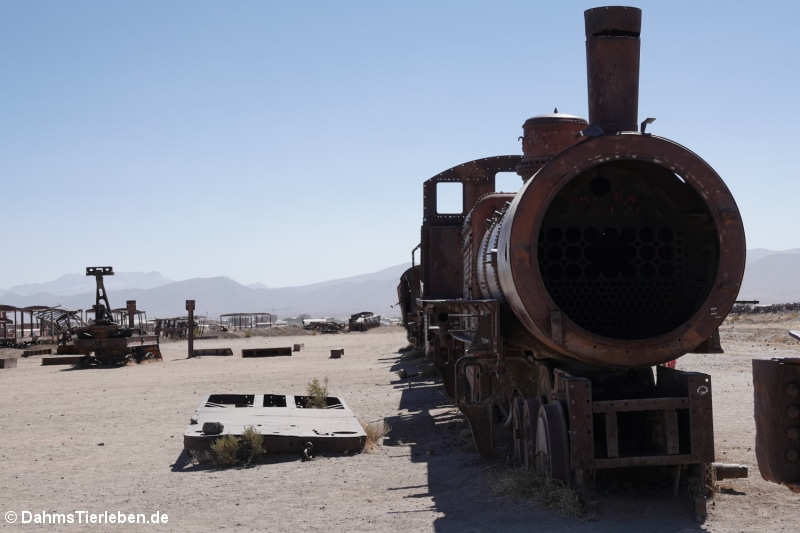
1,1 -> 798,287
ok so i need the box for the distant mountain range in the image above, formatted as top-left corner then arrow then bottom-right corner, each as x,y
0,248 -> 797,318
738,248 -> 800,304
6,271 -> 173,297
0,264 -> 411,319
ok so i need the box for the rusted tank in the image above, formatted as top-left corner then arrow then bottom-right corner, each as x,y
401,6 -> 745,520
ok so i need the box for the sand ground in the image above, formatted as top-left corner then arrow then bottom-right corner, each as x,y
1,321 -> 799,532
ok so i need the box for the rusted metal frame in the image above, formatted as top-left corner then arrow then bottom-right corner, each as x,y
592,397 -> 689,413
605,412 -> 619,458
687,372 -> 715,463
595,454 -> 696,469
665,409 -> 680,455
563,374 -> 594,474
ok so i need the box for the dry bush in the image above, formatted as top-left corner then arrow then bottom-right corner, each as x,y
210,435 -> 240,467
240,426 -> 265,464
306,377 -> 329,408
361,419 -> 391,452
490,467 -> 586,518
208,426 -> 265,467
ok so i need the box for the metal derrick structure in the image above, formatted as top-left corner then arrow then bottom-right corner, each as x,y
57,267 -> 162,367
397,6 -> 747,519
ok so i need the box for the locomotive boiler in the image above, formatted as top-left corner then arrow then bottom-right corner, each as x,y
397,6 -> 746,518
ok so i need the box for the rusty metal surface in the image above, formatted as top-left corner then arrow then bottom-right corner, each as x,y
242,347 -> 292,357
585,6 -> 641,133
753,358 -> 800,491
192,348 -> 233,356
184,393 -> 366,455
41,355 -> 83,366
398,6 -> 738,511
348,311 -> 381,332
495,134 -> 745,367
517,113 -> 587,180
22,348 -> 51,357
421,156 -> 521,300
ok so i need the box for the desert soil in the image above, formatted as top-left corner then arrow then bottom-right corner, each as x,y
1,320 -> 799,532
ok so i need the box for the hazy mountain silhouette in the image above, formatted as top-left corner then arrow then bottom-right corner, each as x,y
0,264 -> 411,318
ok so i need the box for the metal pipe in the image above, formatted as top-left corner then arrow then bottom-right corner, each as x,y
584,6 -> 641,133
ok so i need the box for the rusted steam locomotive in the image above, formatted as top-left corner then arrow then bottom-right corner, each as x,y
398,6 -> 746,517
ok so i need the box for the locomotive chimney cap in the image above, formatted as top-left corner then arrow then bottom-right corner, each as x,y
585,6 -> 641,37
522,112 -> 587,129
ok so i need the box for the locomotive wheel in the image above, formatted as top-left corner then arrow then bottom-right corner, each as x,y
535,402 -> 570,482
522,397 -> 541,471
511,397 -> 524,464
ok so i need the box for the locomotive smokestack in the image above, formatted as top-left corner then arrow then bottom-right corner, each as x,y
584,6 -> 641,133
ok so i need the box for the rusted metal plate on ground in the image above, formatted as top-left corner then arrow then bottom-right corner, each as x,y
0,357 -> 18,369
22,348 -> 52,357
192,348 -> 233,356
753,358 -> 800,491
242,347 -> 292,358
183,393 -> 366,455
42,356 -> 83,366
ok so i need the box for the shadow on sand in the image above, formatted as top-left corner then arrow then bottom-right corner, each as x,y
381,351 -> 708,533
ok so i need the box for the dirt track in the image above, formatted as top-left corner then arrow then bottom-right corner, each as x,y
1,323 -> 798,532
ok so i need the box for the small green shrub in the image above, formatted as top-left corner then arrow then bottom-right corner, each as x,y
306,377 -> 329,408
239,426 -> 264,465
208,426 -> 265,467
210,435 -> 240,466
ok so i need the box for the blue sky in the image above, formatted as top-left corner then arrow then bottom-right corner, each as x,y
1,1 -> 798,287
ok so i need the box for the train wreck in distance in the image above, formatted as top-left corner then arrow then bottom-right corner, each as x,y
348,311 -> 381,332
397,5 -> 747,520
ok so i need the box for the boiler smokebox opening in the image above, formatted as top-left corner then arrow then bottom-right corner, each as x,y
537,160 -> 719,340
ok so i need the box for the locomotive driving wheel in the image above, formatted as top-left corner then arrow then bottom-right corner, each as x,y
522,397 -> 541,471
534,402 -> 570,482
511,397 -> 525,464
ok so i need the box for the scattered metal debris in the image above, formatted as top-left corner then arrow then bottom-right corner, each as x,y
22,348 -> 51,357
0,356 -> 18,369
183,393 -> 366,457
242,347 -> 292,357
41,356 -> 83,366
304,320 -> 345,334
192,348 -> 233,356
